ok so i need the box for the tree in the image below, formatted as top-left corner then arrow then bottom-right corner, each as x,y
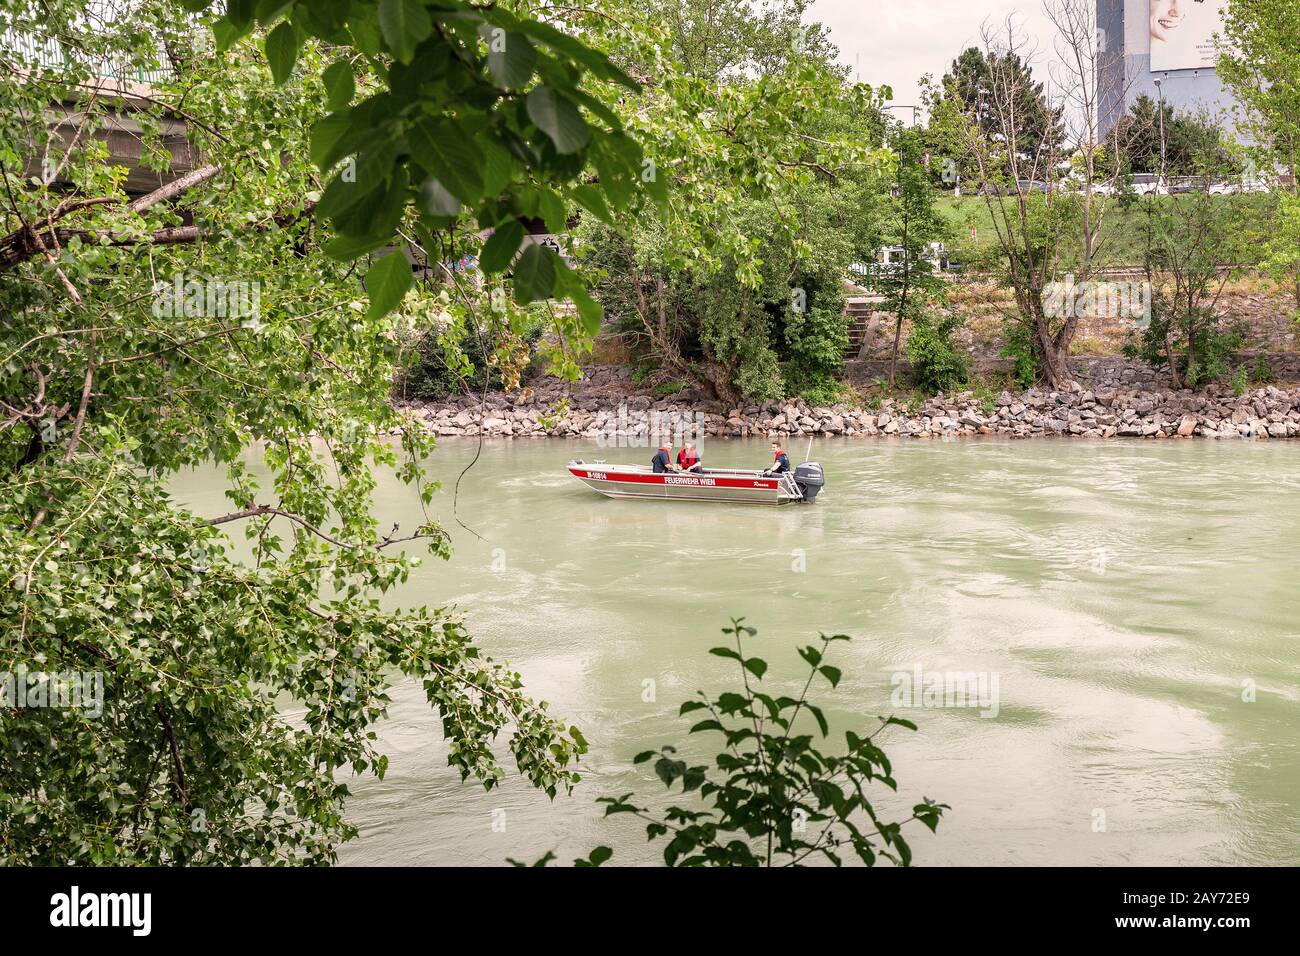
1129,187 -> 1256,388
576,0 -> 891,404
1219,0 -> 1300,311
1112,96 -> 1238,177
937,44 -> 1065,169
872,125 -> 956,389
1044,0 -> 1130,325
0,0 -> 659,863
514,619 -> 947,867
938,18 -> 1077,388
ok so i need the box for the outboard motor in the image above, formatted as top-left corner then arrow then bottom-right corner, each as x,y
793,461 -> 825,503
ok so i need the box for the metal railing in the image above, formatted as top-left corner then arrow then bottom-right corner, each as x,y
1,28 -> 175,85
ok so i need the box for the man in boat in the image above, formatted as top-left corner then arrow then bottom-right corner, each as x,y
651,439 -> 678,473
762,440 -> 791,477
677,439 -> 702,473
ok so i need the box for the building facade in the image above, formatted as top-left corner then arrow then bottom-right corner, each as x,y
1097,0 -> 1238,134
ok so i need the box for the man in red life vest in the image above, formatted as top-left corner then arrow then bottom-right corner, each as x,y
651,439 -> 678,473
762,440 -> 791,476
677,439 -> 702,473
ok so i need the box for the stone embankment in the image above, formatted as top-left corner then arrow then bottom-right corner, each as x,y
402,363 -> 1300,441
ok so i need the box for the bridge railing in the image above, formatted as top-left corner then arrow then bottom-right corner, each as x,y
0,28 -> 176,85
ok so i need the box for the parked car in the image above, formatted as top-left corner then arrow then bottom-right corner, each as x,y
1015,179 -> 1051,194
1059,175 -> 1119,196
1126,173 -> 1167,196
1208,177 -> 1271,195
1168,176 -> 1210,194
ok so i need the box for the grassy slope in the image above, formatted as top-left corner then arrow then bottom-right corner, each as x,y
936,192 -> 1275,270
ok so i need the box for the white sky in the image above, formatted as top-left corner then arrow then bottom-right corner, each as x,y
809,0 -> 1060,112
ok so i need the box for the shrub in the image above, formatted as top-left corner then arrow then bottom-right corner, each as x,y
907,313 -> 969,394
511,619 -> 947,867
999,320 -> 1039,390
1251,353 -> 1274,385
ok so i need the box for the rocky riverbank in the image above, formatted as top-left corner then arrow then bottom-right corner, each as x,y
400,363 -> 1300,441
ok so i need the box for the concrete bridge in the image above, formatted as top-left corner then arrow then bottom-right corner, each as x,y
4,30 -> 196,197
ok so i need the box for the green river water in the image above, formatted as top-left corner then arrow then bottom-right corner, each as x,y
173,437 -> 1300,866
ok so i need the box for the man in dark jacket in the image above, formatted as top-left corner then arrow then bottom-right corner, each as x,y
651,440 -> 677,473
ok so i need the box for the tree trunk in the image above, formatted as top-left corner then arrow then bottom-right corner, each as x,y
888,315 -> 903,389
1034,309 -> 1075,389
1165,326 -> 1183,389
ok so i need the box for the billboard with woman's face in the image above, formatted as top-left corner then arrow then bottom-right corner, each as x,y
1148,0 -> 1228,71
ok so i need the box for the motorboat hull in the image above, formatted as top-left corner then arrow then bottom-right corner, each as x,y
566,460 -> 806,505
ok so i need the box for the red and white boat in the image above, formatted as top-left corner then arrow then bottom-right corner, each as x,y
566,459 -> 825,505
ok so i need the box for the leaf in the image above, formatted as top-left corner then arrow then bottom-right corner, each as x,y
322,231 -> 393,261
213,16 -> 254,52
688,719 -> 723,734
632,750 -> 656,764
805,702 -> 829,737
322,60 -> 355,112
743,657 -> 768,679
678,700 -> 707,715
480,140 -> 515,197
408,121 -> 485,203
479,221 -> 524,273
378,0 -> 432,63
316,171 -> 380,225
653,756 -> 686,788
264,21 -> 297,84
715,692 -> 750,715
254,0 -> 294,20
535,189 -> 568,233
516,18 -> 638,89
526,87 -> 589,154
571,183 -> 613,224
417,178 -> 460,218
574,846 -> 612,867
819,665 -> 842,688
708,646 -> 742,662
568,725 -> 589,752
224,0 -> 255,27
568,284 -> 603,336
913,802 -> 945,833
505,850 -> 555,867
309,112 -> 351,170
480,27 -> 536,89
511,243 -> 556,304
364,251 -> 412,319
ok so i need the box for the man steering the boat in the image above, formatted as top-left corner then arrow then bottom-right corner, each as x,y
762,440 -> 791,477
651,439 -> 679,473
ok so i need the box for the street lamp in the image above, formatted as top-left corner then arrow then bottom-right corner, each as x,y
1153,77 -> 1166,188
